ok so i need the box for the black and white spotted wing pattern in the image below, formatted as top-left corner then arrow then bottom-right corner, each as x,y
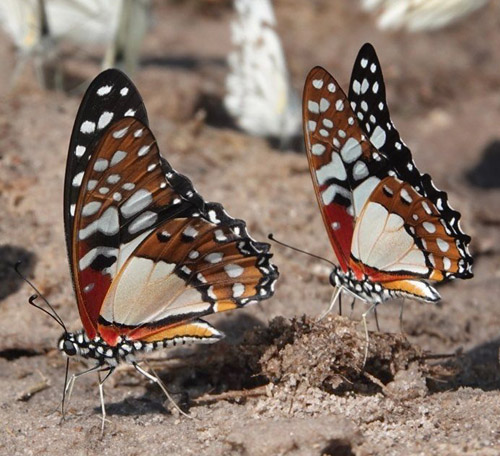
64,69 -> 148,272
70,110 -> 278,345
348,43 -> 473,279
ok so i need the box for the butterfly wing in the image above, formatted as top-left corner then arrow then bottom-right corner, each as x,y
65,69 -> 148,304
360,0 -> 489,32
72,116 -> 278,345
225,0 -> 300,140
348,43 -> 472,279
303,66 -> 390,273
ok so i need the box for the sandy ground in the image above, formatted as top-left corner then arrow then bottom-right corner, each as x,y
1,1 -> 500,455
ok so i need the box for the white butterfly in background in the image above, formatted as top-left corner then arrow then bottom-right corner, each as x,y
0,0 -> 151,89
225,0 -> 301,146
361,0 -> 490,32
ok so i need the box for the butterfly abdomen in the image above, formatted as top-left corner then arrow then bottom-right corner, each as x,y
59,325 -> 224,367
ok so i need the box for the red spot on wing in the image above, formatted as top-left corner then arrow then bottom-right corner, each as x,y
77,267 -> 112,339
322,201 -> 354,272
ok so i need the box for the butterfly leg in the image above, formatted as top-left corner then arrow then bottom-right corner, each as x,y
63,364 -> 106,419
132,361 -> 191,419
349,297 -> 356,318
361,303 -> 377,367
338,294 -> 343,316
97,368 -> 115,435
373,306 -> 381,332
399,299 -> 406,333
319,287 -> 343,320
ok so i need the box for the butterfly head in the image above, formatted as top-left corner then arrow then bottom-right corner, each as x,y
328,265 -> 343,289
58,332 -> 80,358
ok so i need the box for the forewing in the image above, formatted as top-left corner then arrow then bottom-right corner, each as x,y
65,69 -> 148,277
348,43 -> 423,190
303,66 -> 390,271
348,44 -> 472,278
73,117 -> 278,344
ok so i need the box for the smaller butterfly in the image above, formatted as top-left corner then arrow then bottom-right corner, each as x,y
30,68 -> 278,427
302,44 -> 472,332
0,0 -> 150,89
360,0 -> 489,32
224,0 -> 301,145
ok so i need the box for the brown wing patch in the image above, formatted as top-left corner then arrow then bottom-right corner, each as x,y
134,215 -> 266,306
370,176 -> 462,279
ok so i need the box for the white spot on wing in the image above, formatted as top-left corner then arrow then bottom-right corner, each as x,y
352,79 -> 361,95
81,201 -> 102,217
308,101 -> 319,113
75,145 -> 86,157
225,264 -> 244,278
94,159 -> 109,172
128,211 -> 158,234
437,238 -> 449,252
107,174 -> 121,184
312,79 -> 323,89
340,138 -> 362,163
312,143 -> 326,156
370,126 -> 386,149
232,283 -> 244,298
80,121 -> 96,134
183,226 -> 198,238
352,161 -> 369,180
113,127 -> 129,139
138,145 -> 151,157
121,189 -> 153,218
319,98 -> 330,112
110,150 -> 127,166
97,85 -> 112,96
205,252 -> 223,263
423,222 -> 436,233
316,152 -> 347,183
98,111 -> 114,129
79,207 -> 120,240
72,171 -> 84,187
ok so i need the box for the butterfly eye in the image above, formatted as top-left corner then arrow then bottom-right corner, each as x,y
62,340 -> 77,356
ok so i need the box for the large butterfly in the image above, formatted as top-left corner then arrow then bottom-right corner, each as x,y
303,43 -> 472,312
58,69 -> 278,413
224,0 -> 301,144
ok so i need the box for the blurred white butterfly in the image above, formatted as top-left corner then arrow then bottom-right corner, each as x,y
225,0 -> 301,145
361,0 -> 489,32
0,0 -> 151,89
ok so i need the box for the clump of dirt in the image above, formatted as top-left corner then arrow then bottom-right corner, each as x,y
255,315 -> 426,395
158,315 -> 429,404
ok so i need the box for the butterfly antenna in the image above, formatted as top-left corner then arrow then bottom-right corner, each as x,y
268,233 -> 337,268
14,262 -> 67,332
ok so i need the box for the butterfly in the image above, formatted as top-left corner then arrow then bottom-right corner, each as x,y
224,0 -> 301,144
360,0 -> 489,32
302,43 -> 473,320
55,68 -> 278,423
0,0 -> 150,89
